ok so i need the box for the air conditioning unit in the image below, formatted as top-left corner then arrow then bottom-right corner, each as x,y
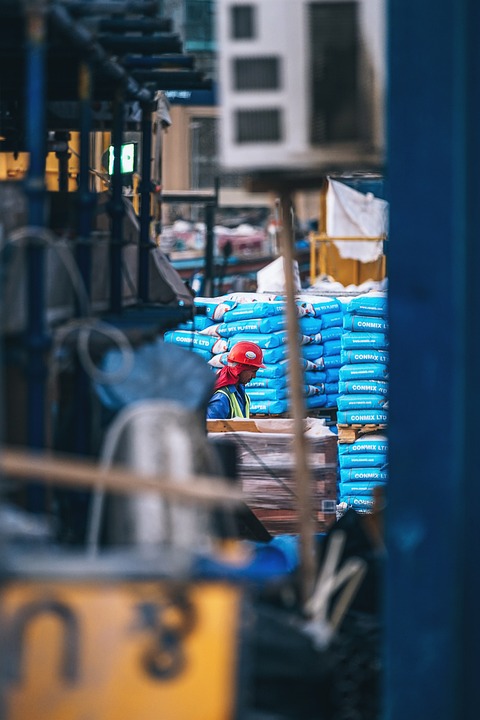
217,0 -> 385,175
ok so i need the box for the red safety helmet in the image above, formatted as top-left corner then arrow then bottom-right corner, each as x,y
227,340 -> 265,368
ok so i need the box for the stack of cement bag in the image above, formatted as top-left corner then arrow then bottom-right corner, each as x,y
296,294 -> 345,408
336,293 -> 389,510
338,433 -> 388,512
164,292 -> 345,415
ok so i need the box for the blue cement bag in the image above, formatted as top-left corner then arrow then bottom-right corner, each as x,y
299,333 -> 317,346
338,435 -> 388,455
343,314 -> 388,333
337,409 -> 388,425
346,295 -> 387,317
323,339 -> 342,356
342,332 -> 388,350
311,298 -> 342,315
248,374 -> 288,389
306,394 -> 327,409
217,314 -> 286,337
261,345 -> 289,364
309,382 -> 325,393
299,316 -> 324,335
339,363 -> 389,381
340,468 -> 389,483
322,354 -> 342,369
326,394 -> 340,407
322,313 -> 344,329
250,399 -> 289,415
177,315 -> 216,333
339,481 -> 386,496
339,495 -> 376,511
319,326 -> 343,343
301,358 -> 321,372
304,370 -> 327,385
304,384 -> 324,397
339,454 -> 387,469
338,380 -> 388,396
164,330 -> 228,354
227,331 -> 288,349
255,361 -> 289,379
195,298 -> 236,321
302,344 -> 324,361
223,302 -> 284,322
325,382 -> 339,395
337,394 -> 387,412
295,298 -> 341,316
247,387 -> 289,401
325,368 -> 340,383
341,349 -> 389,364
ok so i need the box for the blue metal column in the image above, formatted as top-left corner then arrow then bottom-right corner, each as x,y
386,1 -> 480,719
24,1 -> 48,502
76,61 -> 94,302
138,100 -> 154,302
74,61 -> 95,455
109,93 -> 125,314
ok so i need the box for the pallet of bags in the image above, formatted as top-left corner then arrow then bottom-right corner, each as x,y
337,433 -> 388,513
208,417 -> 338,535
205,295 -> 327,416
295,294 -> 346,409
336,292 -> 389,511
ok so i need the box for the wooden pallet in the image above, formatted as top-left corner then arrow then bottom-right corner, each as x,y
337,423 -> 387,444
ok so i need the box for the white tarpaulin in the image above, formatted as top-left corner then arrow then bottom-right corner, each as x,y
327,178 -> 388,263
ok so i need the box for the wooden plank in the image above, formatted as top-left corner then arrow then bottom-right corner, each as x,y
337,423 -> 387,444
0,448 -> 244,506
206,419 -> 260,433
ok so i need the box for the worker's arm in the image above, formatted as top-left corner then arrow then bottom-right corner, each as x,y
206,391 -> 231,419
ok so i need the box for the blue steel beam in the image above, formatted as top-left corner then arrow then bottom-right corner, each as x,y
24,1 -> 48,511
138,100 -> 154,302
386,1 -> 480,719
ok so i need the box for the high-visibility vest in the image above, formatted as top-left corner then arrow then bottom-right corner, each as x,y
216,387 -> 250,418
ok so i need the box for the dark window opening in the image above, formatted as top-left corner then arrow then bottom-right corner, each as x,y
234,57 -> 281,91
231,5 -> 256,39
235,108 -> 282,143
309,1 -> 359,144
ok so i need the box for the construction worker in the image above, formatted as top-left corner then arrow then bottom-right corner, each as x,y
207,340 -> 265,419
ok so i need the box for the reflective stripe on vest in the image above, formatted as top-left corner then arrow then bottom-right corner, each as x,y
216,388 -> 250,419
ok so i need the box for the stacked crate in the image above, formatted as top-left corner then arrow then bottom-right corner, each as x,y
208,419 -> 338,535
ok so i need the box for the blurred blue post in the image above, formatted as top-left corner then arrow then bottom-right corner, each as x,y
109,92 -> 125,314
24,0 -> 48,510
387,1 -> 480,719
138,99 -> 154,302
74,60 -> 95,455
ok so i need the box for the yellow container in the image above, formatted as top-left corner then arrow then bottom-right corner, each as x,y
0,555 -> 244,720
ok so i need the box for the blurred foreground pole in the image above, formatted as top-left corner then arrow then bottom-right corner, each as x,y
387,0 -> 480,718
279,191 -> 316,608
25,0 -> 48,510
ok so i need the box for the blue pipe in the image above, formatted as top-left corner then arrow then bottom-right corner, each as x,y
138,101 -> 154,302
386,0 -> 480,718
76,61 -> 94,299
74,60 -> 95,455
24,2 -> 48,510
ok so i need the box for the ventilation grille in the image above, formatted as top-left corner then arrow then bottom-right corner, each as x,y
230,4 -> 256,39
235,108 -> 282,143
233,57 -> 280,91
309,1 -> 359,144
